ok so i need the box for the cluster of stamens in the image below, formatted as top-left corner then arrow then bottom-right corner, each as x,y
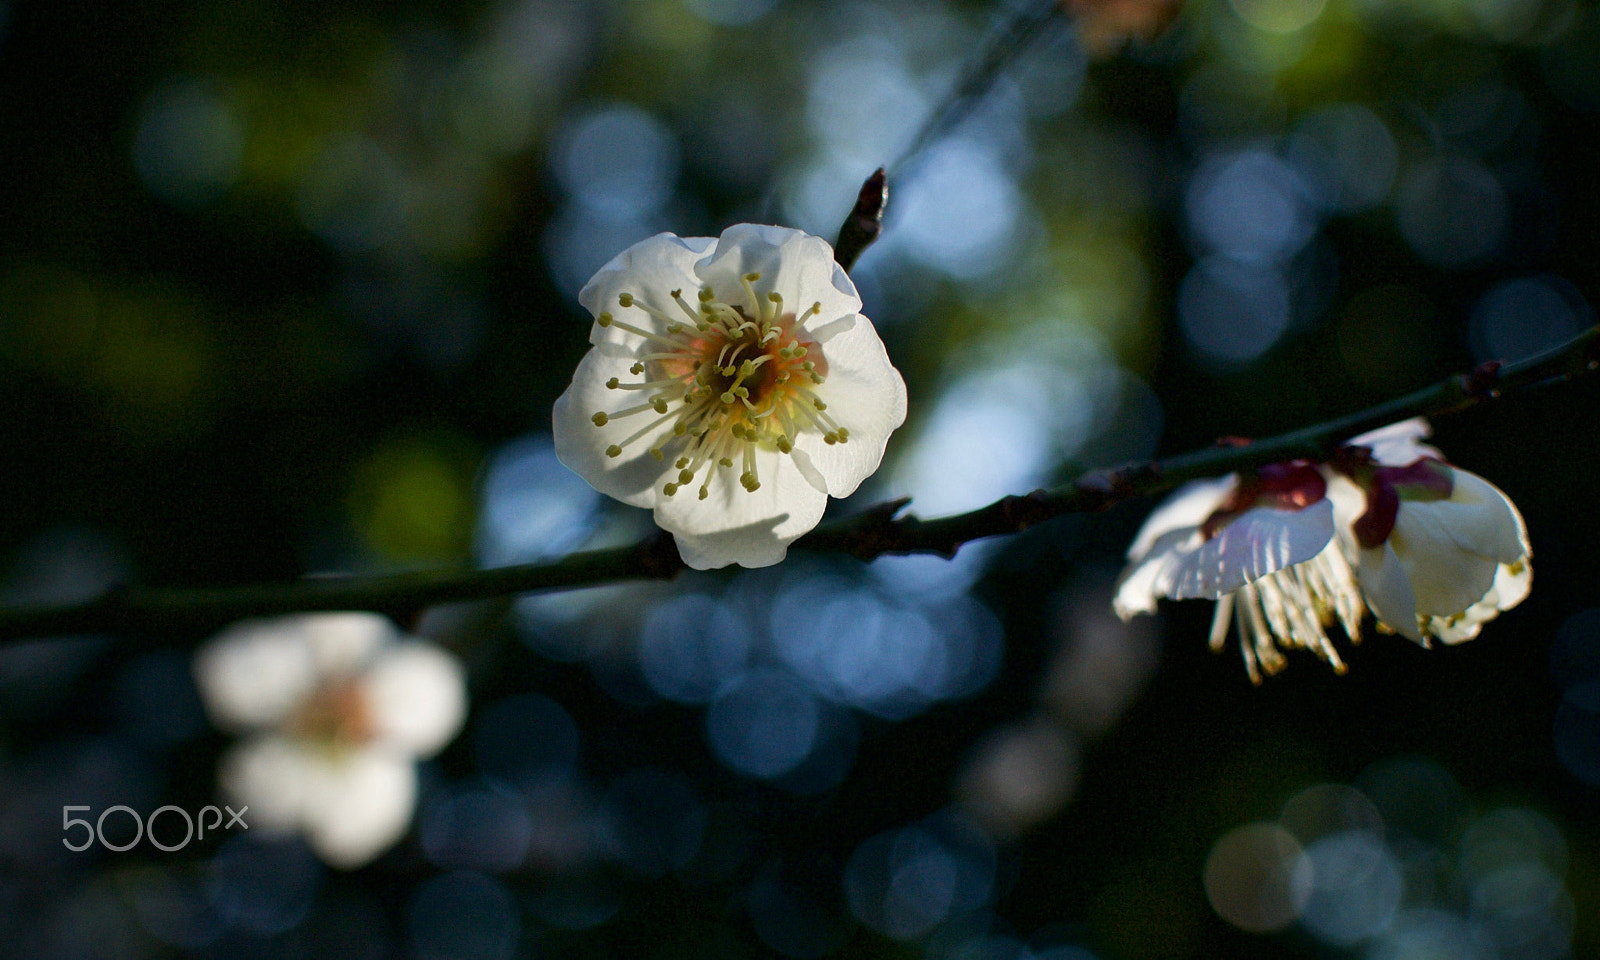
1209,544 -> 1365,684
589,272 -> 849,500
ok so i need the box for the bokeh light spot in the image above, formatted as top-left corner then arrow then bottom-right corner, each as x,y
408,872 -> 520,960
706,669 -> 821,779
133,76 -> 243,207
1469,275 -> 1592,364
1178,256 -> 1291,366
420,788 -> 534,873
1203,823 -> 1311,933
1395,156 -> 1507,268
639,593 -> 752,703
475,433 -> 600,567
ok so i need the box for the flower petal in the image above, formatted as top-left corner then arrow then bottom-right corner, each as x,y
1440,468 -> 1531,565
1389,502 -> 1503,618
1113,525 -> 1201,619
301,612 -> 394,676
1167,499 -> 1338,600
1124,476 -> 1238,563
579,233 -> 713,347
218,736 -> 316,832
654,450 -> 829,569
299,748 -> 418,869
1357,543 -> 1424,643
692,224 -> 861,327
194,621 -> 320,731
552,345 -> 681,508
363,643 -> 467,757
1348,417 -> 1443,466
792,327 -> 907,498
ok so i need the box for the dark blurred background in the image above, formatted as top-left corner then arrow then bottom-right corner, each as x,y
1,0 -> 1598,957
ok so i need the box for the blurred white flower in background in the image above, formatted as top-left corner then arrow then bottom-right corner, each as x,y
553,224 -> 906,569
1114,419 -> 1531,679
194,613 -> 467,868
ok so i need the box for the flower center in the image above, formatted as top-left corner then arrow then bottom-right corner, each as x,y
289,679 -> 376,746
588,272 -> 850,500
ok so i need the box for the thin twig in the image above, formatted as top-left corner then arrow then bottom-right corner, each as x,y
890,0 -> 1065,178
0,326 -> 1595,644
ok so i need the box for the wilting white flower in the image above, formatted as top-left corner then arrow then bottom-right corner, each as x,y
1114,418 -> 1532,679
194,613 -> 466,868
553,224 -> 907,570
1332,420 -> 1531,646
1114,462 -> 1365,682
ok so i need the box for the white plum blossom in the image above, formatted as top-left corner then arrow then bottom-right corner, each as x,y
1114,462 -> 1365,682
193,613 -> 466,868
553,224 -> 907,570
1332,420 -> 1532,646
1114,418 -> 1532,680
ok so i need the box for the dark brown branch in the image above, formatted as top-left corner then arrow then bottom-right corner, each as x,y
0,325 -> 1595,644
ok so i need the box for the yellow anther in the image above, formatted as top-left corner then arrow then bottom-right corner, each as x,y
650,448 -> 665,461
698,287 -> 715,302
678,469 -> 695,485
606,378 -> 620,389
663,482 -> 678,496
652,398 -> 669,414
597,312 -> 613,327
675,457 -> 690,469
606,444 -> 623,458
618,293 -> 634,307
592,412 -> 609,426
743,272 -> 760,282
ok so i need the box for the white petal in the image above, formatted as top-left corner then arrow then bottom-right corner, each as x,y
363,643 -> 467,757
1357,544 -> 1424,643
217,736 -> 316,832
552,344 -> 679,509
1442,469 -> 1531,565
1389,502 -> 1502,618
1166,500 -> 1337,600
1113,526 -> 1201,619
790,323 -> 907,498
655,451 -> 830,569
1322,471 -> 1367,554
1487,556 -> 1532,612
300,612 -> 393,677
1348,418 -> 1443,465
222,737 -> 418,869
579,233 -> 713,347
194,621 -> 319,730
692,224 -> 861,327
1125,476 -> 1238,563
298,748 -> 418,870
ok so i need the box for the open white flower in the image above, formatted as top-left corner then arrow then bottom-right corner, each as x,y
1334,420 -> 1531,646
553,224 -> 907,570
1114,462 -> 1365,682
193,613 -> 466,868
